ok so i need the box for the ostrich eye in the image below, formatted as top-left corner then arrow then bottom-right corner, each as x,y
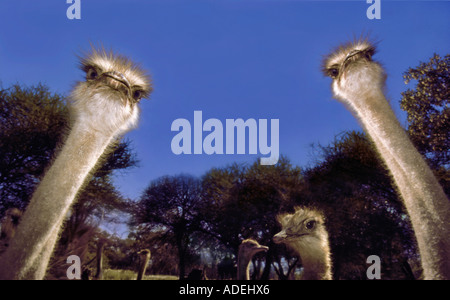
305,220 -> 316,230
86,68 -> 99,80
328,68 -> 339,78
132,90 -> 144,101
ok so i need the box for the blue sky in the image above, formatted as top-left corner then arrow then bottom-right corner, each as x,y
1,0 -> 449,202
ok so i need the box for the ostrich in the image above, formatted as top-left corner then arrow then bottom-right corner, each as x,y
322,39 -> 450,280
136,249 -> 151,280
0,208 -> 23,253
0,48 -> 152,280
273,207 -> 332,280
237,239 -> 269,280
94,239 -> 106,280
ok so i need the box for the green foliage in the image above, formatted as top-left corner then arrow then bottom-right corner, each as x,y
0,83 -> 68,212
201,156 -> 302,250
131,157 -> 304,279
133,175 -> 204,278
201,157 -> 303,279
400,54 -> 450,169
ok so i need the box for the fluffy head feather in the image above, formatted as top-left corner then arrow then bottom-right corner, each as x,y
70,47 -> 153,135
78,47 -> 152,102
321,39 -> 376,80
239,239 -> 269,257
274,207 -> 327,243
274,207 -> 332,280
321,38 -> 386,103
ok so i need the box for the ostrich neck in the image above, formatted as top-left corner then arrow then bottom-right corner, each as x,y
137,255 -> 150,280
0,121 -> 116,280
237,254 -> 252,280
343,88 -> 450,280
299,244 -> 332,280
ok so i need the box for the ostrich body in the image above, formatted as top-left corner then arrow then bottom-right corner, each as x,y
322,40 -> 450,280
0,49 -> 152,280
237,239 -> 268,280
274,207 -> 332,280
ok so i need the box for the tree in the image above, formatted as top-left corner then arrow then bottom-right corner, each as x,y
400,54 -> 450,171
133,175 -> 204,279
0,84 -> 68,213
200,156 -> 303,279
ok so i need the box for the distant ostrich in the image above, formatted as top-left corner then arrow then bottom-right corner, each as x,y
94,240 -> 106,280
273,207 -> 332,280
0,208 -> 23,252
322,39 -> 450,279
137,249 -> 151,280
237,239 -> 269,280
0,48 -> 152,280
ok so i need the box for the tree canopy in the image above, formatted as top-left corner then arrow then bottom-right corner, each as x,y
0,84 -> 68,212
132,175 -> 204,279
401,54 -> 450,170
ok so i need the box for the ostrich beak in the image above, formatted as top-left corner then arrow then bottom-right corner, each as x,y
103,71 -> 131,89
102,71 -> 135,103
259,245 -> 269,252
273,231 -> 287,244
254,244 -> 269,252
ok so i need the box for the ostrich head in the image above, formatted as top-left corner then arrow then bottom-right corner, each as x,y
237,239 -> 269,280
138,249 -> 151,258
239,239 -> 269,261
0,208 -> 22,247
274,207 -> 332,279
273,207 -> 328,251
321,39 -> 386,102
70,48 -> 153,134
